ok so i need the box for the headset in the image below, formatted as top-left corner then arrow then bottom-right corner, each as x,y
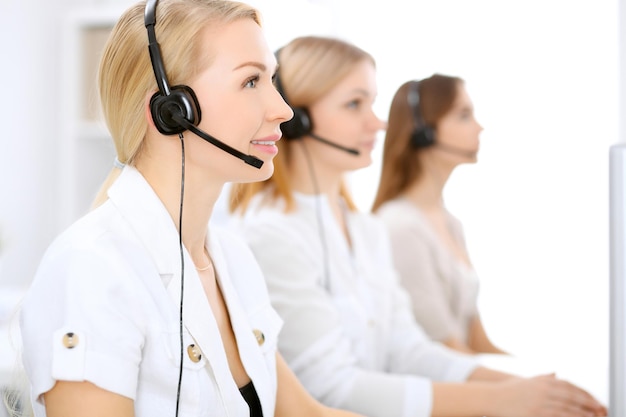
273,49 -> 360,156
144,0 -> 263,168
407,80 -> 477,158
407,80 -> 436,149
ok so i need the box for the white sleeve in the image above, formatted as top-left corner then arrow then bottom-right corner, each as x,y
241,219 -> 435,417
20,238 -> 148,403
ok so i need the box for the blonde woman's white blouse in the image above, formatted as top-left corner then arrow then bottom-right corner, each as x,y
231,192 -> 478,417
20,166 -> 282,417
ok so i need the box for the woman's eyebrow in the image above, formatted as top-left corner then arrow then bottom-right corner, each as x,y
233,61 -> 267,72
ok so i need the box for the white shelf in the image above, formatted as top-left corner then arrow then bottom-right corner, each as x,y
59,6 -> 126,226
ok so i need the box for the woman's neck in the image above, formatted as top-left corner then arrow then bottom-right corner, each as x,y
288,143 -> 343,199
404,154 -> 457,209
135,156 -> 222,266
287,143 -> 352,243
403,170 -> 448,212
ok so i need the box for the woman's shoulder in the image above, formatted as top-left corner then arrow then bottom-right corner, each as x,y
377,198 -> 417,217
27,202 -> 152,301
42,203 -> 121,262
348,209 -> 395,245
237,196 -> 316,239
375,198 -> 426,230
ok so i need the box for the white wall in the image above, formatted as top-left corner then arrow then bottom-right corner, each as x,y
0,1 -> 64,287
0,0 -> 618,403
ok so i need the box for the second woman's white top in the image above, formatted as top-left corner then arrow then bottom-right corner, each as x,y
20,166 -> 282,417
232,191 -> 478,417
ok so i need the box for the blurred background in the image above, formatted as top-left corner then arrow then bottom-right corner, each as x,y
0,0 -> 621,410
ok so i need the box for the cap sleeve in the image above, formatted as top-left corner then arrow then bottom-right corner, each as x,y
20,237 -> 149,403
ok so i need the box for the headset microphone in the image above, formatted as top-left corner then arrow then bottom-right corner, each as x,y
308,133 -> 360,156
170,113 -> 264,168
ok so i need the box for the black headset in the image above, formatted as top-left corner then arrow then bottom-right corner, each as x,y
407,80 -> 436,149
273,49 -> 312,140
145,0 -> 201,135
144,0 -> 263,168
273,48 -> 360,156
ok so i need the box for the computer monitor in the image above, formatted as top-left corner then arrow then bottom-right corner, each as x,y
609,143 -> 626,416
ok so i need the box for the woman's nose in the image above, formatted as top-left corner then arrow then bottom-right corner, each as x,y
369,110 -> 386,131
272,88 -> 294,124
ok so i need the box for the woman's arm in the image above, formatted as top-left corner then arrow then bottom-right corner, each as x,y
431,374 -> 607,417
439,316 -> 508,354
440,336 -> 475,354
467,316 -> 508,354
44,381 -> 134,417
274,353 -> 363,417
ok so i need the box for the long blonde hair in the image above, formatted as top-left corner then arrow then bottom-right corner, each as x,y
371,74 -> 463,212
92,0 -> 260,208
229,36 -> 375,214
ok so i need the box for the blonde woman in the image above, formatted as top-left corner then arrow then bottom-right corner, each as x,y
229,37 -> 607,417
18,1 -> 364,417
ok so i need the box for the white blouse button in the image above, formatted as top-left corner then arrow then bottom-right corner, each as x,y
187,344 -> 202,363
253,329 -> 265,346
62,332 -> 79,349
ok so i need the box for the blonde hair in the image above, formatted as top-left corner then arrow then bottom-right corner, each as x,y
2,362 -> 32,417
2,304 -> 33,417
229,36 -> 375,214
92,0 -> 260,208
371,74 -> 463,212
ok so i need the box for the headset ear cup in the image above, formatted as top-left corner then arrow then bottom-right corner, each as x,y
281,107 -> 312,140
150,85 -> 201,135
411,126 -> 436,148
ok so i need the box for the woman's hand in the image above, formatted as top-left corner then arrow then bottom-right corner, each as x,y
493,373 -> 608,417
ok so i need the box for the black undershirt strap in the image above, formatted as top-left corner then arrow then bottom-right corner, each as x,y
239,381 -> 263,417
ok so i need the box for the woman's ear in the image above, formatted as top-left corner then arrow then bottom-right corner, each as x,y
145,91 -> 156,129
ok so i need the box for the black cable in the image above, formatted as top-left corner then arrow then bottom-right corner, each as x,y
175,132 -> 185,417
299,141 -> 331,291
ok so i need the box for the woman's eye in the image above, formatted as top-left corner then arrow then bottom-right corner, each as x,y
244,75 -> 260,88
346,99 -> 361,109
